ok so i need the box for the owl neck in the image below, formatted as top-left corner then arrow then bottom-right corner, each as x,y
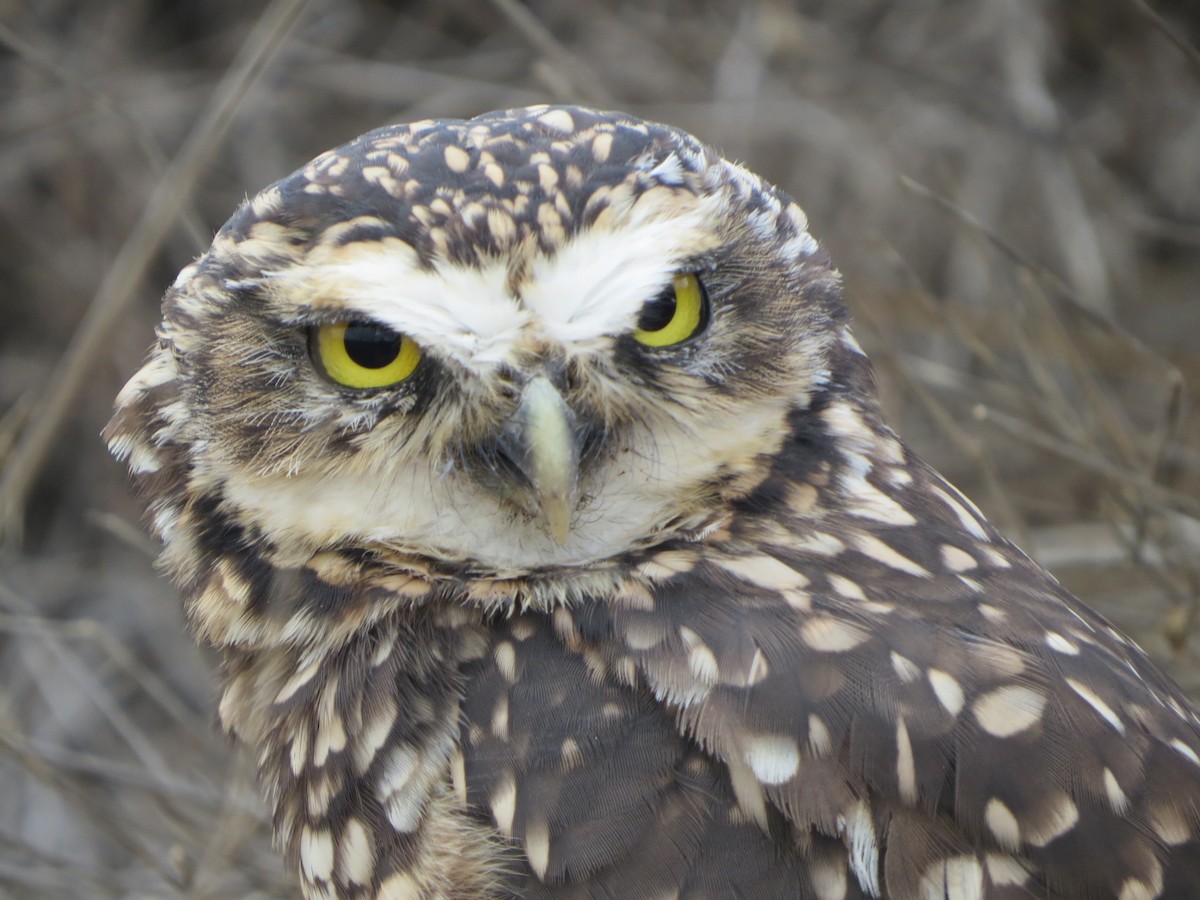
723,326 -> 910,523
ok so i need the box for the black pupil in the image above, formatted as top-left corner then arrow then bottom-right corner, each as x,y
343,323 -> 402,369
637,290 -> 677,332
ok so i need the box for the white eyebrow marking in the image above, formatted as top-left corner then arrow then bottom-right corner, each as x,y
267,239 -> 527,368
265,191 -> 724,372
523,201 -> 717,345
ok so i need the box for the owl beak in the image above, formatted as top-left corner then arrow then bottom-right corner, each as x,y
506,375 -> 579,545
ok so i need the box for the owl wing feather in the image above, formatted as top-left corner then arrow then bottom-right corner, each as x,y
461,614 -> 853,899
461,406 -> 1200,898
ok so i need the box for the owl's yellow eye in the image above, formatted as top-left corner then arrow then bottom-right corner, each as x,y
633,273 -> 709,347
311,321 -> 421,389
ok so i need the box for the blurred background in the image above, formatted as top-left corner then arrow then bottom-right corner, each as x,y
1,0 -> 1198,896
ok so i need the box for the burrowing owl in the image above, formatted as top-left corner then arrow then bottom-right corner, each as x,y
107,106 -> 1200,898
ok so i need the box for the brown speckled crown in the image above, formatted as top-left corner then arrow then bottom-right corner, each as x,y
107,105 -> 1200,899
209,105 -> 805,274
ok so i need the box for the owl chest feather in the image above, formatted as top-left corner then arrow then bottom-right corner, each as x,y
203,419 -> 1200,898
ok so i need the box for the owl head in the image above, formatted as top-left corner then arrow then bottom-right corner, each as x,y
108,105 -> 847,585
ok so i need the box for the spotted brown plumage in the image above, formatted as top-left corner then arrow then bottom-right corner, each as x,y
106,105 -> 1200,898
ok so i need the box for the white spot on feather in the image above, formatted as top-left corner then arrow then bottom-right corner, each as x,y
895,718 -> 917,804
680,627 -> 719,684
795,531 -> 845,556
985,854 -> 1030,886
809,715 -> 833,756
494,642 -> 518,682
306,772 -> 337,819
1045,632 -> 1080,655
742,647 -> 770,686
491,775 -> 517,836
840,468 -> 917,526
377,872 -> 420,900
828,573 -> 867,600
920,856 -> 984,900
940,544 -> 977,572
841,329 -> 865,356
973,685 -> 1047,738
810,856 -> 848,900
837,801 -> 880,897
490,694 -> 510,740
1026,793 -> 1079,846
891,652 -> 920,683
128,443 -> 161,474
560,737 -> 583,769
647,153 -> 685,185
314,711 -> 347,767
353,696 -> 396,774
525,818 -> 551,880
717,555 -> 809,590
928,669 -> 965,716
338,818 -> 374,885
113,349 -> 176,407
443,144 -> 470,172
851,533 -> 930,577
300,825 -> 334,882
537,107 -> 575,133
1119,877 -> 1162,900
1066,678 -> 1124,734
591,132 -> 613,162
290,729 -> 309,776
985,798 -> 1020,849
1170,738 -> 1200,766
379,745 -> 424,832
743,734 -> 800,784
1148,802 -> 1192,845
802,617 -> 870,653
1103,767 -> 1129,814
451,749 -> 468,807
930,483 -> 988,541
275,659 -> 321,705
727,757 -> 769,829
